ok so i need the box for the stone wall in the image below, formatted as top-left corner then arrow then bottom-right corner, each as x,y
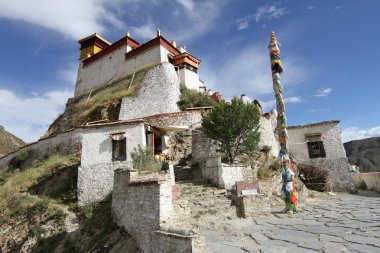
118,63 -> 181,121
0,129 -> 82,171
112,169 -> 201,253
192,129 -> 218,166
352,172 -> 380,192
287,122 -> 354,192
78,122 -> 145,204
237,195 -> 271,218
304,157 -> 355,192
143,110 -> 202,127
152,231 -> 195,253
203,157 -> 252,190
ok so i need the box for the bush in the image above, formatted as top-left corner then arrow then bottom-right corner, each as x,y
177,84 -> 215,110
202,97 -> 261,164
29,224 -> 44,237
49,209 -> 68,227
9,150 -> 31,169
269,159 -> 282,171
258,167 -> 269,180
33,197 -> 49,218
298,163 -> 329,192
131,145 -> 162,172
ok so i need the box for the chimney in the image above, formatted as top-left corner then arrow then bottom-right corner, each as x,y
157,28 -> 161,37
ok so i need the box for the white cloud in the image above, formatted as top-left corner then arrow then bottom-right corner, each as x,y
176,0 -> 195,11
200,43 -> 306,101
59,65 -> 78,84
341,125 -> 380,142
131,22 -> 157,40
236,16 -> 252,30
0,88 -> 72,143
315,88 -> 332,97
254,4 -> 288,22
169,0 -> 227,41
261,96 -> 302,112
307,6 -> 315,10
235,4 -> 288,30
0,0 -> 125,39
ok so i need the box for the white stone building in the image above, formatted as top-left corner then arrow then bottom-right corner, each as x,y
75,32 -> 204,96
287,120 -> 354,191
78,111 -> 203,204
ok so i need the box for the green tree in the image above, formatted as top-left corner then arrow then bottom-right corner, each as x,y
201,97 -> 261,164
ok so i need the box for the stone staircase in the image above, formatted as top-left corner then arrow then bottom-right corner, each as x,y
174,165 -> 238,221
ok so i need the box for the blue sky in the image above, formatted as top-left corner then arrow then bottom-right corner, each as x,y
0,0 -> 379,143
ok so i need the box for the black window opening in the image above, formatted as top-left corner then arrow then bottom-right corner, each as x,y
307,141 -> 326,159
112,138 -> 126,161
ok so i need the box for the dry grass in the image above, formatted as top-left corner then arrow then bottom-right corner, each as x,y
0,154 -> 78,223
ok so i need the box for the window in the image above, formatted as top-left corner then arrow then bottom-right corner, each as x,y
112,138 -> 126,161
307,141 -> 326,159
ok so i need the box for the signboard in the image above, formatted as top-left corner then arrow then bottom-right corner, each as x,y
236,181 -> 259,196
241,189 -> 258,196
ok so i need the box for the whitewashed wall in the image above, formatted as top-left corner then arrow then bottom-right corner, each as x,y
259,116 -> 279,157
75,44 -> 129,96
78,122 -> 146,204
75,44 -> 163,96
178,68 -> 202,90
119,63 -> 181,121
287,122 -> 346,161
287,122 -> 354,192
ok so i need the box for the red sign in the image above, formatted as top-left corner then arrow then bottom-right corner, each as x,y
172,184 -> 181,201
236,181 -> 259,196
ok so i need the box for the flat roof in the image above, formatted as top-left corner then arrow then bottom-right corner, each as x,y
78,33 -> 112,45
288,120 -> 340,129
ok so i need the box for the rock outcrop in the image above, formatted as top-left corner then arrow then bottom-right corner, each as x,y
0,125 -> 25,157
344,137 -> 380,172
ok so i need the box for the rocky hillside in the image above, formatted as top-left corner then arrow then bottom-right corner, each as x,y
344,137 -> 380,172
43,63 -> 157,138
0,152 -> 139,253
0,125 -> 25,157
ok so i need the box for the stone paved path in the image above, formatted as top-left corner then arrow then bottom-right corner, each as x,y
199,191 -> 380,253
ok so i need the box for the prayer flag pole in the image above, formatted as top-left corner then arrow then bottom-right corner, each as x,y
268,31 -> 300,214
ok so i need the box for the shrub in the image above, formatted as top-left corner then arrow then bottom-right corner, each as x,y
29,224 -> 44,237
131,145 -> 162,172
258,167 -> 269,180
202,97 -> 261,164
177,84 -> 215,110
33,197 -> 49,218
9,150 -> 31,169
298,163 -> 329,192
269,159 -> 282,171
261,145 -> 272,156
49,209 -> 68,227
